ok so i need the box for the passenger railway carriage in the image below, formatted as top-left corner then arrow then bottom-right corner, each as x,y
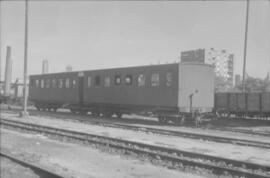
29,63 -> 215,124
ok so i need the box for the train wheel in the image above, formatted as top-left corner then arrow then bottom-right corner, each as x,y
225,112 -> 231,119
103,112 -> 112,118
158,117 -> 163,123
80,110 -> 88,115
92,111 -> 100,118
175,117 -> 183,126
116,113 -> 122,119
158,116 -> 166,124
70,109 -> 76,114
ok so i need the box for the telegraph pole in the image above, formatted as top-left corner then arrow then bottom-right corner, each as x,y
268,0 -> 270,76
0,2 -> 2,83
242,0 -> 250,92
21,0 -> 29,117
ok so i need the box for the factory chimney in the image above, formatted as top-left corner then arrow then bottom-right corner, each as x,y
42,59 -> 49,74
4,46 -> 12,97
66,65 -> 72,72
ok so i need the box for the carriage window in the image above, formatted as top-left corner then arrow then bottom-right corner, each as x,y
166,72 -> 172,86
138,74 -> 145,86
58,79 -> 63,88
30,79 -> 34,87
87,76 -> 92,87
35,79 -> 39,88
40,79 -> 45,88
125,75 -> 132,85
104,77 -> 110,87
52,79 -> 57,88
65,78 -> 70,88
72,79 -> 76,87
95,76 -> 101,86
115,75 -> 121,85
151,73 -> 159,86
46,79 -> 50,88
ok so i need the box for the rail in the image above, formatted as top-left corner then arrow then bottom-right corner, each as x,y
1,118 -> 270,178
6,109 -> 270,149
0,151 -> 65,178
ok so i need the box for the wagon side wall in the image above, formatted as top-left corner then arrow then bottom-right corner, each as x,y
83,64 -> 179,110
262,92 -> 270,112
247,93 -> 260,112
178,63 -> 214,113
29,72 -> 79,106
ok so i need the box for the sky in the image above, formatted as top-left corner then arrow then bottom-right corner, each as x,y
0,0 -> 270,82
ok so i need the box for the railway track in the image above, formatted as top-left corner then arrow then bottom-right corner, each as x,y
2,108 -> 270,137
212,127 -> 270,138
26,109 -> 270,137
0,151 -> 65,178
1,118 -> 270,178
5,109 -> 270,149
61,117 -> 270,149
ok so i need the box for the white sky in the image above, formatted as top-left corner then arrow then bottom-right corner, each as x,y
0,0 -> 270,82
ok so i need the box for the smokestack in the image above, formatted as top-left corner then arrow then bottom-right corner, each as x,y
66,65 -> 72,72
42,59 -> 49,74
4,46 -> 12,97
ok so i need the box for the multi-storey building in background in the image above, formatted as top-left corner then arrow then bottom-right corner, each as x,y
205,48 -> 234,87
181,48 -> 234,90
181,48 -> 205,63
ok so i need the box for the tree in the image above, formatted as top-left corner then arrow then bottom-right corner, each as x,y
236,76 -> 270,92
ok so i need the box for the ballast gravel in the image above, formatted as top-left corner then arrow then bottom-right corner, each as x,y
0,128 -> 206,178
1,112 -> 270,166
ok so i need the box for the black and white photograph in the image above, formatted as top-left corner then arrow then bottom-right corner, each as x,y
0,0 -> 270,177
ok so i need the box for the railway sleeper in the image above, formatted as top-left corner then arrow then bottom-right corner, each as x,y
2,120 -> 270,178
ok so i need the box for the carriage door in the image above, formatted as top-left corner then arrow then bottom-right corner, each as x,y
78,72 -> 84,104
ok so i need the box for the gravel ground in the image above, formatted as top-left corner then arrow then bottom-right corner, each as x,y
0,156 -> 40,178
0,128 -> 206,178
1,113 -> 270,166
121,121 -> 270,140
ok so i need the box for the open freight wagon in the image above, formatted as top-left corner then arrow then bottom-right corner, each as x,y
214,92 -> 270,118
